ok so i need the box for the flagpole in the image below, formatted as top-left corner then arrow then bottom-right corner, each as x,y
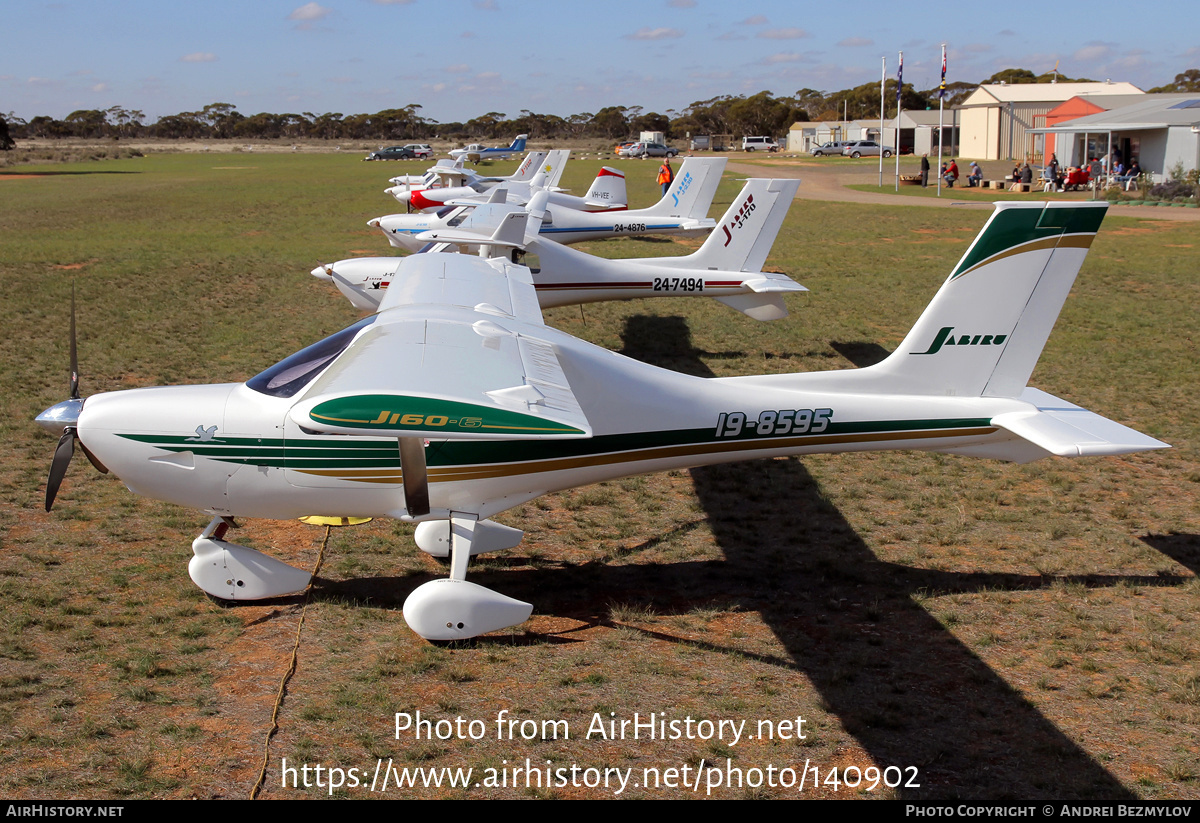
895,50 -> 903,191
879,56 -> 885,186
937,43 -> 946,197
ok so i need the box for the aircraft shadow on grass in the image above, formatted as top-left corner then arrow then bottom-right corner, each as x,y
314,314 -> 1190,799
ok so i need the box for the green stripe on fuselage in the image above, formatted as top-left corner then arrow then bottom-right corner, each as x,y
119,416 -> 992,471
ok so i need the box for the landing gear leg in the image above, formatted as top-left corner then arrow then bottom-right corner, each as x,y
189,515 -> 313,600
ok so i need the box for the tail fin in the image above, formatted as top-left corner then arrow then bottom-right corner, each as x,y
510,134 -> 528,151
641,157 -> 726,218
510,151 -> 548,182
861,202 -> 1106,398
583,167 -> 627,209
659,178 -> 799,273
541,150 -> 570,188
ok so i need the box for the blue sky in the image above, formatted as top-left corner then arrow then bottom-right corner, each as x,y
5,0 -> 1196,124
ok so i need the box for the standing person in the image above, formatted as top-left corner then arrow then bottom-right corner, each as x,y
920,153 -> 930,187
1049,153 -> 1061,190
657,158 -> 674,196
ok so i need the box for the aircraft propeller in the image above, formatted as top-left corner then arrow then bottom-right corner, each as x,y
36,284 -> 107,511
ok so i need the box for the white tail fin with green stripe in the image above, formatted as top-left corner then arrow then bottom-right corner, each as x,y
862,201 -> 1107,397
747,201 -> 1167,462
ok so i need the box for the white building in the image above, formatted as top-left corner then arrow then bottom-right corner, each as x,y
958,82 -> 1143,160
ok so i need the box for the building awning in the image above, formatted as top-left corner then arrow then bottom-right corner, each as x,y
1028,123 -> 1172,134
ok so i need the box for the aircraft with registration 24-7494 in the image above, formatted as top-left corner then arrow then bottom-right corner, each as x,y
36,201 -> 1167,641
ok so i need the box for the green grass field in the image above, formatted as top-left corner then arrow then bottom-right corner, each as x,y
0,153 -> 1196,799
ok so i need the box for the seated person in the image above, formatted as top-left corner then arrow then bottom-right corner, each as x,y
967,162 -> 983,187
944,159 -> 959,187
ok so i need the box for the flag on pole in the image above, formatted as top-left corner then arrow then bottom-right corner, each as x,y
939,45 -> 947,98
897,51 -> 903,106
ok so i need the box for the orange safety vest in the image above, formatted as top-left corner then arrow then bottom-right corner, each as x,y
657,163 -> 673,185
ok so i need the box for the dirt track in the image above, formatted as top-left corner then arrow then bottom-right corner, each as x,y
726,158 -> 1200,222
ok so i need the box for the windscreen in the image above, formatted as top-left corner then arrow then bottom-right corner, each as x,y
246,316 -> 377,398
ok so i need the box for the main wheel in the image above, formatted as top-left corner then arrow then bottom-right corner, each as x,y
851,151 -> 861,158
883,150 -> 892,158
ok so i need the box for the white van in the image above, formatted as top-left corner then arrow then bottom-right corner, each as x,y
742,136 -> 779,152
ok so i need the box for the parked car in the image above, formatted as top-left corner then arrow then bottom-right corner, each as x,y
841,141 -> 893,159
614,141 -> 638,154
619,142 -> 678,158
742,136 -> 779,152
811,141 -> 851,157
403,144 -> 434,159
364,146 -> 416,161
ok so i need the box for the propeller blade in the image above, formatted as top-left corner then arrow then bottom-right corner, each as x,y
329,270 -> 382,309
46,428 -> 76,511
69,283 -> 79,400
79,442 -> 109,475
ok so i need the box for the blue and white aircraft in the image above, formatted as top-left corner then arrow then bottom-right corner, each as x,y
449,134 -> 528,163
371,157 -> 725,251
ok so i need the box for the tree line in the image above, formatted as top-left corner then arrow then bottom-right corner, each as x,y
4,68 -> 1197,147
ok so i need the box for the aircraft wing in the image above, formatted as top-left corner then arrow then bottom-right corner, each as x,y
288,254 -> 590,441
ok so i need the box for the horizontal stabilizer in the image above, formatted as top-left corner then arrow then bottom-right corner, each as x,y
714,293 -> 788,321
742,272 -> 808,294
992,388 -> 1169,458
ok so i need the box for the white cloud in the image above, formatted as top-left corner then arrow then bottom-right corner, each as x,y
445,63 -> 471,74
838,37 -> 872,47
472,0 -> 498,9
1074,42 -> 1115,62
90,83 -> 108,92
763,52 -> 811,65
625,27 -> 684,41
180,52 -> 217,63
667,0 -> 696,7
758,27 -> 807,40
739,15 -> 767,25
372,0 -> 414,4
288,2 -> 331,22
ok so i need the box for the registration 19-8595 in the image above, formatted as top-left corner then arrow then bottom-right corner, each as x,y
714,408 -> 833,438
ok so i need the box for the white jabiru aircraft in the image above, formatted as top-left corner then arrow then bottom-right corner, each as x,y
38,202 -> 1167,641
390,156 -> 620,215
319,178 -> 804,320
448,134 -> 528,163
386,151 -> 568,209
373,157 -> 724,251
385,157 -> 472,190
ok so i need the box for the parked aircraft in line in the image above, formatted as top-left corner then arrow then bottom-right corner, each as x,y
449,134 -> 528,163
319,178 -> 803,320
372,157 -> 725,251
388,152 -> 611,214
385,151 -> 567,207
385,157 -> 470,189
38,202 -> 1166,640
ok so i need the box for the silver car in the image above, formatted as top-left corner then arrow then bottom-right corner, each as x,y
811,141 -> 850,157
619,142 -> 679,159
841,140 -> 894,158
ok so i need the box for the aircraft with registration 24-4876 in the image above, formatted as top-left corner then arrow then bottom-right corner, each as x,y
36,201 -> 1167,641
372,156 -> 725,251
